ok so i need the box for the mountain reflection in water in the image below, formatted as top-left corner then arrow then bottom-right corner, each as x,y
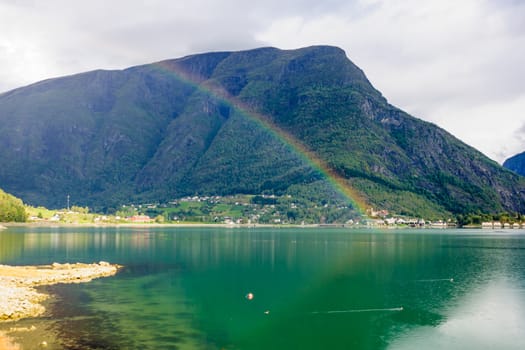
1,227 -> 524,349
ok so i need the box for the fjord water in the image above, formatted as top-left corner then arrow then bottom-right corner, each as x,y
1,227 -> 525,349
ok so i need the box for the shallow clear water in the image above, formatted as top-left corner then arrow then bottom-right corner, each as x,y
1,226 -> 525,349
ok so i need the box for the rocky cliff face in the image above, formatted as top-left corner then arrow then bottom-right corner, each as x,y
1,45 -> 524,215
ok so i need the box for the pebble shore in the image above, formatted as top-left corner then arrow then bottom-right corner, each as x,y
0,262 -> 120,321
0,262 -> 120,348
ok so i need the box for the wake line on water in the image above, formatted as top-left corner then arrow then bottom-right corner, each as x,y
415,278 -> 454,283
310,307 -> 403,314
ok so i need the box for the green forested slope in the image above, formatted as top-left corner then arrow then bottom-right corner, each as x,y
1,45 -> 524,217
0,188 -> 27,222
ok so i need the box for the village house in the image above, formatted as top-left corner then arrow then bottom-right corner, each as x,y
128,215 -> 152,223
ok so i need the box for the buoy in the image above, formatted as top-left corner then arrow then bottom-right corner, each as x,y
245,292 -> 254,300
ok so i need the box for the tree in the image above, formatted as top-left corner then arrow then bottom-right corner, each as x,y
0,189 -> 27,222
71,205 -> 89,214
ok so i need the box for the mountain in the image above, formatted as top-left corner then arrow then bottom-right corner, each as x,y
503,152 -> 525,177
1,45 -> 524,217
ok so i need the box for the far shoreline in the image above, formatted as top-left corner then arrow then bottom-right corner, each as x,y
1,222 -> 314,229
0,221 -> 479,229
4,221 -> 523,230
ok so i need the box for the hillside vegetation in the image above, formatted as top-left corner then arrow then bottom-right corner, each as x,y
0,188 -> 27,222
1,46 -> 524,219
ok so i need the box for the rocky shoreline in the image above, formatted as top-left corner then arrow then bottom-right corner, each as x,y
0,262 -> 120,321
0,262 -> 120,349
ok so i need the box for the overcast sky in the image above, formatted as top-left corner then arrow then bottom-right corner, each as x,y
1,0 -> 524,163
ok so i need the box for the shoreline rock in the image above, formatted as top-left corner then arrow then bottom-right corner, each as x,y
0,262 -> 121,322
0,332 -> 20,350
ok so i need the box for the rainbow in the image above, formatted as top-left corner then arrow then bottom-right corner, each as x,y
151,60 -> 369,215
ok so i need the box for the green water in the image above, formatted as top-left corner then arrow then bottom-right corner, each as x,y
1,227 -> 525,349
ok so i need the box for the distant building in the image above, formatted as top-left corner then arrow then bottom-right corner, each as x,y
366,207 -> 389,218
385,217 -> 397,225
128,215 -> 152,223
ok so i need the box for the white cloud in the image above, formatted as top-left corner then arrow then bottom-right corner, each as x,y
427,94 -> 525,162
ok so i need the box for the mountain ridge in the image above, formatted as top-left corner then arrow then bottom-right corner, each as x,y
1,45 -> 524,218
503,151 -> 525,177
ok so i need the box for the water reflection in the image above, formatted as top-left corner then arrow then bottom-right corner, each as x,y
1,227 -> 525,349
0,230 -> 24,261
389,231 -> 525,349
390,279 -> 525,349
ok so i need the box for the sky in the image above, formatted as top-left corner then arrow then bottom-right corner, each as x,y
1,0 -> 524,163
